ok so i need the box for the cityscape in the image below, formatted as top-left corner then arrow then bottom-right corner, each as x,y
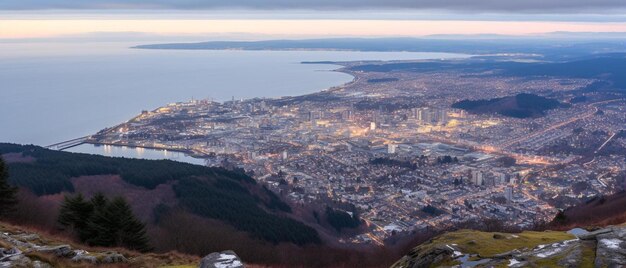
88,57 -> 626,245
3,0 -> 626,267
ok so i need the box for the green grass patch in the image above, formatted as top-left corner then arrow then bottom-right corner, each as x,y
426,229 -> 575,258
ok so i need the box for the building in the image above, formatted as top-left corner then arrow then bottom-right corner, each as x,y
505,186 -> 514,203
388,144 -> 398,154
471,170 -> 484,186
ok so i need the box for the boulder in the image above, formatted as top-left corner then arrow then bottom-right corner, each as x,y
578,228 -> 612,240
36,245 -> 74,257
14,234 -> 40,242
594,227 -> 626,268
99,252 -> 128,263
403,246 -> 453,268
71,254 -> 98,264
199,250 -> 244,268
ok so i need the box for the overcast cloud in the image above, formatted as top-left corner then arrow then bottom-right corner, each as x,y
2,0 -> 626,12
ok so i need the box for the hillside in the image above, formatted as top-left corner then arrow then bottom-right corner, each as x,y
392,226 -> 626,267
0,221 -> 250,267
0,143 -> 322,263
549,191 -> 626,230
451,93 -> 564,118
0,143 -> 416,267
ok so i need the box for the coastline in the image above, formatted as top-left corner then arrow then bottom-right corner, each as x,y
67,51 -> 469,164
77,60 -> 357,165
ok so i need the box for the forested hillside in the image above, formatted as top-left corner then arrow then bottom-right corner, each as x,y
0,143 -> 320,247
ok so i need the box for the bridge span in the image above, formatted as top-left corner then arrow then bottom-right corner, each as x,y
46,136 -> 90,151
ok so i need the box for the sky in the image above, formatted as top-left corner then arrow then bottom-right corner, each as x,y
2,1 -> 626,40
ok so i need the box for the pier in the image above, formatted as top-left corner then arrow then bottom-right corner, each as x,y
46,136 -> 89,151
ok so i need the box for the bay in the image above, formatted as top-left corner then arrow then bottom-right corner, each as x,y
0,41 -> 468,163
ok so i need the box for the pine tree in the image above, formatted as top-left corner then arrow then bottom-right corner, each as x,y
0,157 -> 18,217
58,194 -> 94,240
90,192 -> 108,211
114,198 -> 151,252
58,193 -> 150,252
86,197 -> 151,252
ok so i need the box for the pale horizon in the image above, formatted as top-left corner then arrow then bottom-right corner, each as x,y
4,18 -> 626,40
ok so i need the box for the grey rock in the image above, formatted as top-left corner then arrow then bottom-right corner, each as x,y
595,229 -> 626,268
557,241 -> 582,268
578,228 -> 612,240
14,234 -> 40,241
100,252 -> 128,263
402,246 -> 453,268
0,248 -> 21,262
71,254 -> 98,264
199,250 -> 244,268
32,260 -> 54,268
2,253 -> 32,267
492,249 -> 521,259
36,245 -> 75,257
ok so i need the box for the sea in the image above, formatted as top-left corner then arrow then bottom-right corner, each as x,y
0,41 -> 468,164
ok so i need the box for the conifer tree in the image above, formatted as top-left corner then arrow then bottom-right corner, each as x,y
0,157 -> 18,217
114,198 -> 151,252
86,197 -> 151,252
58,194 -> 94,239
58,193 -> 150,251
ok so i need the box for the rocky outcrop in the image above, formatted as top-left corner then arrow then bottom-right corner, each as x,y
392,226 -> 626,268
0,230 -> 128,267
199,250 -> 244,268
583,226 -> 626,267
0,223 -> 248,267
392,245 -> 454,268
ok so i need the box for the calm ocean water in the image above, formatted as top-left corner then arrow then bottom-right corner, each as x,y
0,41 -> 467,163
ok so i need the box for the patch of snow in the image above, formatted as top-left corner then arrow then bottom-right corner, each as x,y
511,235 -> 519,238
536,247 -> 563,258
218,253 -> 237,261
445,245 -> 463,257
508,259 -> 521,267
600,238 -> 623,250
213,253 -> 242,268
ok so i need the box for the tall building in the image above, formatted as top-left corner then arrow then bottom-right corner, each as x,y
435,109 -> 448,125
341,110 -> 354,121
416,108 -> 431,124
505,186 -> 514,203
370,122 -> 377,130
308,111 -> 323,122
387,143 -> 397,154
470,170 -> 483,186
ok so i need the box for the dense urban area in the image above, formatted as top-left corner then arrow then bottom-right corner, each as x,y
88,56 -> 626,245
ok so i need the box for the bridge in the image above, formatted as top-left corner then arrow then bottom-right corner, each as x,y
45,136 -> 90,151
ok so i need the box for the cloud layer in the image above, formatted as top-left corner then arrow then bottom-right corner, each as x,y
3,0 -> 626,12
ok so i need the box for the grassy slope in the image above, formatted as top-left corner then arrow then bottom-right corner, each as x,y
392,229 -> 576,268
0,221 -> 200,267
422,229 -> 573,258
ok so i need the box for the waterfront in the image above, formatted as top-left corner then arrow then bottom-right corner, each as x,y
66,143 -> 206,165
1,41 -> 467,162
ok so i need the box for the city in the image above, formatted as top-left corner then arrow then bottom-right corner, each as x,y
88,57 -> 626,245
